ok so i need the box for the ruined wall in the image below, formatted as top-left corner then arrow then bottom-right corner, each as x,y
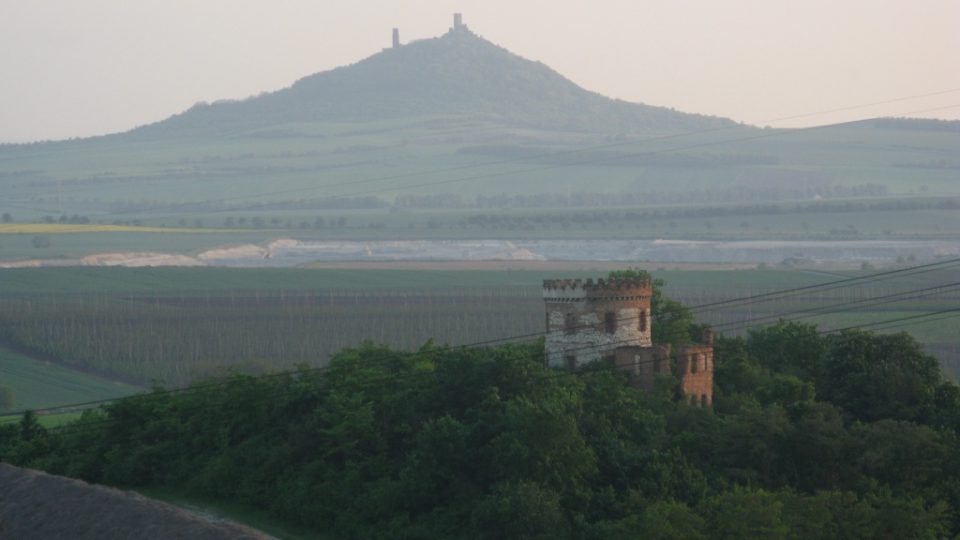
676,345 -> 714,407
614,344 -> 671,392
544,278 -> 652,368
543,276 -> 713,407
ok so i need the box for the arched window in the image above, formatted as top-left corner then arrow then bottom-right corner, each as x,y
639,309 -> 648,332
565,355 -> 577,371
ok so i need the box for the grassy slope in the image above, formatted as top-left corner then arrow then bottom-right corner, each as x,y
0,346 -> 142,412
3,122 -> 957,205
137,487 -> 316,540
1,115 -> 956,263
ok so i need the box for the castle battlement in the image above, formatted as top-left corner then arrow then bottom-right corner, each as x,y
543,274 -> 712,408
543,278 -> 651,301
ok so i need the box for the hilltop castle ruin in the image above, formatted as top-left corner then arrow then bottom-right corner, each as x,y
544,277 -> 714,407
391,14 -> 469,49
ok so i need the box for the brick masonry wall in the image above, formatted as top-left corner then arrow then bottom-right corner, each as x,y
677,345 -> 714,406
543,277 -> 712,407
546,304 -> 651,367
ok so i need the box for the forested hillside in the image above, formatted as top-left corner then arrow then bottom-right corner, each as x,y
4,319 -> 960,538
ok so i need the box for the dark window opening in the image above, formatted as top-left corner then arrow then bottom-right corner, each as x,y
701,395 -> 709,408
639,310 -> 648,332
564,312 -> 577,335
604,311 -> 617,334
565,355 -> 577,371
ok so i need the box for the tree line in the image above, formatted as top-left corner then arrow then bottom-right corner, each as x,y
3,316 -> 960,538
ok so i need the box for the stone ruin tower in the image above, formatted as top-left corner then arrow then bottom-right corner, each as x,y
543,277 -> 713,407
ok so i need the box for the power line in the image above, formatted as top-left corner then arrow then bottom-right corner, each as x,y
712,282 -> 960,333
36,305 -> 960,443
680,257 -> 960,313
6,257 -> 958,419
747,87 -> 960,126
306,104 -> 960,205
4,256 -> 959,417
819,307 -> 960,335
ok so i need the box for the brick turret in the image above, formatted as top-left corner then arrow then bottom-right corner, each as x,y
544,276 -> 713,407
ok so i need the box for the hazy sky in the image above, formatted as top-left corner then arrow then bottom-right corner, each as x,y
1,0 -> 958,143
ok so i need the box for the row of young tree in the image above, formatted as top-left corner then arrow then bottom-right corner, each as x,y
3,317 -> 960,538
0,292 -> 541,386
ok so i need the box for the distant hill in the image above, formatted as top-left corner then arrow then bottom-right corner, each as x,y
1,20 -> 958,242
133,26 -> 734,138
849,117 -> 960,133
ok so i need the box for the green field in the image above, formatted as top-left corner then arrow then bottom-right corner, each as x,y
1,266 -> 956,401
0,346 -> 142,412
0,266 -> 620,294
2,118 -> 959,263
2,33 -> 958,264
3,198 -> 958,262
0,411 -> 84,428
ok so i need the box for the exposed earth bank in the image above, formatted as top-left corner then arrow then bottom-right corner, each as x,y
1,238 -> 957,268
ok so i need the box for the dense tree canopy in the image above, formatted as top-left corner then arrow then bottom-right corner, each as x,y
2,320 -> 960,538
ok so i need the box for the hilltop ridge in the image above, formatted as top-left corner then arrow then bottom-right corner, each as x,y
133,21 -> 734,138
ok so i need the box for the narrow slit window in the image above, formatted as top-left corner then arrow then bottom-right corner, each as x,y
564,312 -> 577,335
605,311 -> 616,334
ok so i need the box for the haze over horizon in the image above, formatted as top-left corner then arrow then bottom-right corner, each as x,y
2,0 -> 959,143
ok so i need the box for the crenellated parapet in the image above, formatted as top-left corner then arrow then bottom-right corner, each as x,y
542,273 -> 712,408
543,278 -> 651,303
